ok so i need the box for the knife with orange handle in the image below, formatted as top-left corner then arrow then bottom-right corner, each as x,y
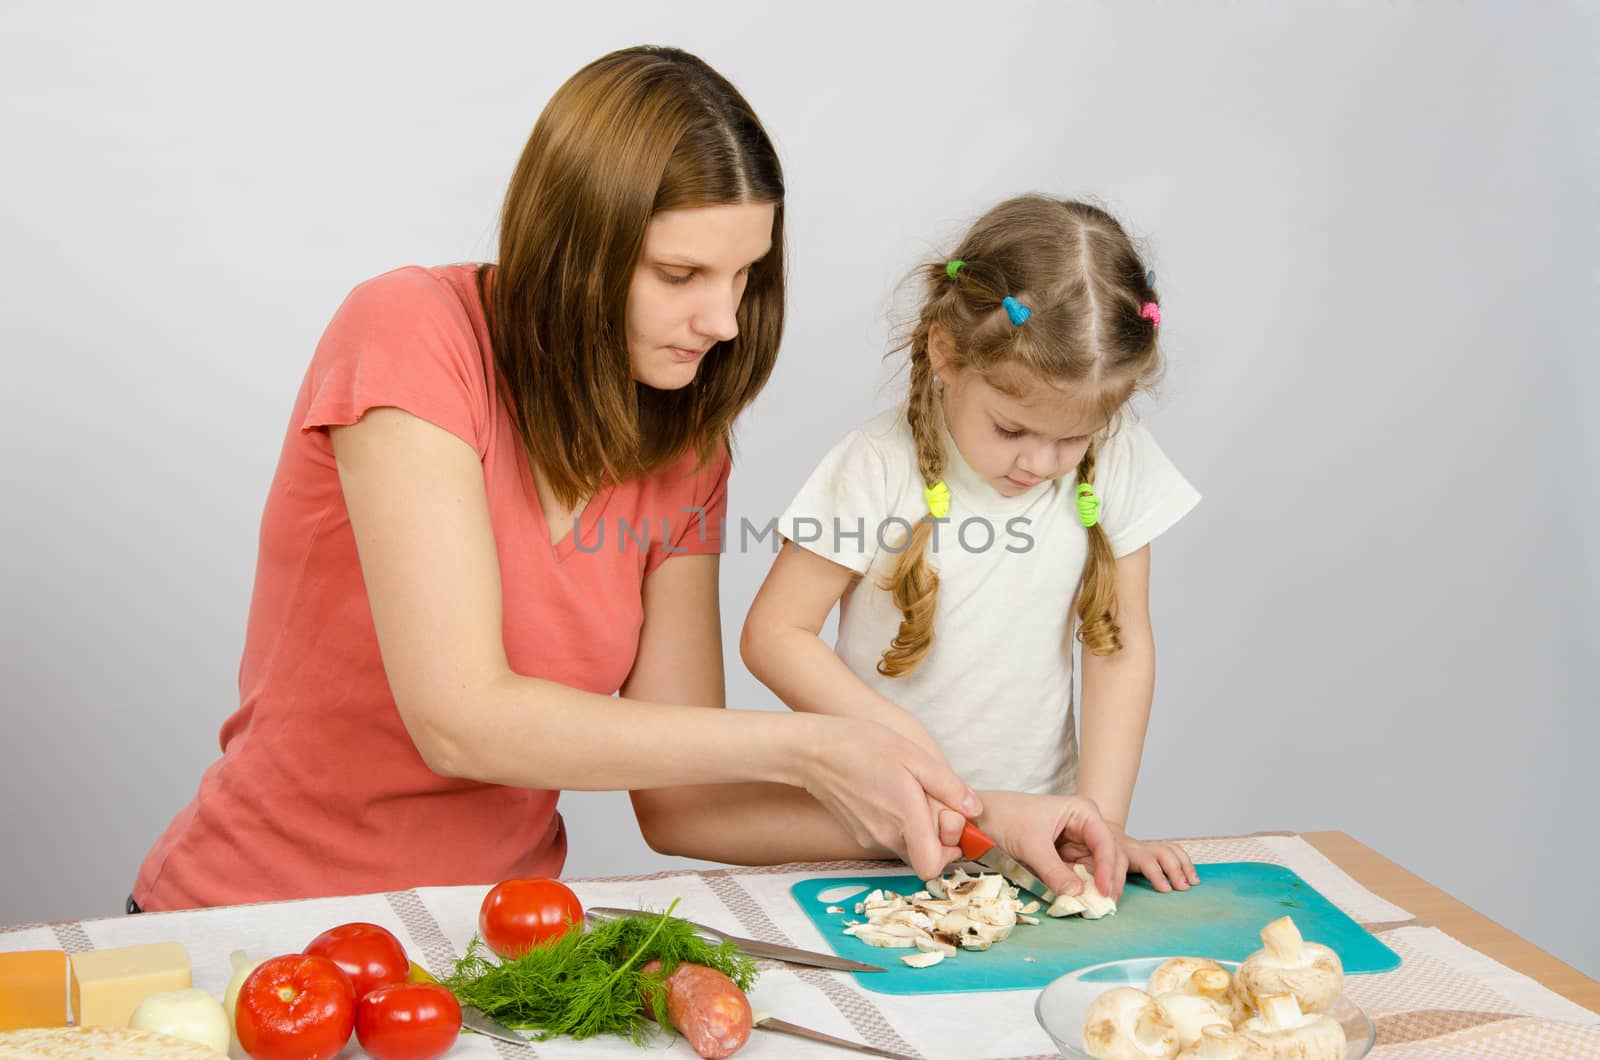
958,821 -> 1058,904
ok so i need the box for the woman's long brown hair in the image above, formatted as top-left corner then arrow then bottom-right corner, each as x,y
482,46 -> 785,506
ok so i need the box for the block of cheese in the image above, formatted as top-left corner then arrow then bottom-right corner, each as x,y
0,949 -> 69,1029
0,1025 -> 224,1057
68,943 -> 190,1028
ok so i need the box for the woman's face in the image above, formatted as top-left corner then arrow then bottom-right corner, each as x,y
626,202 -> 775,390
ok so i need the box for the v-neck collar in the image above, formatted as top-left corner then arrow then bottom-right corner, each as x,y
539,482 -> 616,564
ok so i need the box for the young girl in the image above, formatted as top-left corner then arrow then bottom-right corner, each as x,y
743,195 -> 1201,896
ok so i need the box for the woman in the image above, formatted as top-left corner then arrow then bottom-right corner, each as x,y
132,46 -> 1115,910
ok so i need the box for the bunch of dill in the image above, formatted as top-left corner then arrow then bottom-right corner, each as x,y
443,900 -> 758,1045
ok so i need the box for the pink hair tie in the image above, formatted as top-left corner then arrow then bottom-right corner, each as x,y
1140,301 -> 1161,327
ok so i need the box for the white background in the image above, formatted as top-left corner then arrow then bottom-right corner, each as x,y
2,2 -> 1595,983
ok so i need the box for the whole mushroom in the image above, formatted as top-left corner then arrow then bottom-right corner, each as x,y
1239,994 -> 1346,1060
1147,957 -> 1252,1026
1176,1025 -> 1270,1060
1153,991 -> 1231,1049
1081,987 -> 1179,1059
1236,916 -> 1344,1014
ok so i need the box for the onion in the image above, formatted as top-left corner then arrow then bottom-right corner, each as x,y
128,987 -> 230,1054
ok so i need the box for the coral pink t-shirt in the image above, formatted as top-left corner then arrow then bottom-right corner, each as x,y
134,265 -> 730,910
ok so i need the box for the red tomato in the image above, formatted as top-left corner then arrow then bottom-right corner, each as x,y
355,982 -> 463,1060
305,921 -> 410,1000
478,878 -> 584,959
236,953 -> 356,1060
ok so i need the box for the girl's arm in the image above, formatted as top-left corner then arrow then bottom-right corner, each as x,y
740,541 -> 946,759
624,551 -> 958,865
741,533 -> 1136,894
331,408 -> 979,880
1075,544 -> 1198,892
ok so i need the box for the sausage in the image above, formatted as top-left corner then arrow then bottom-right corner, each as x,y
639,959 -> 752,1058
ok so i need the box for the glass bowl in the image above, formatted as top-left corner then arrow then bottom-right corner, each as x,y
1035,956 -> 1374,1059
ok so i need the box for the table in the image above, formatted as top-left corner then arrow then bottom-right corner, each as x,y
1301,830 -> 1600,1013
3,831 -> 1596,1058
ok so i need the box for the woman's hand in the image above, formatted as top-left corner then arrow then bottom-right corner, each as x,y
797,717 -> 981,881
968,790 -> 1121,899
1058,824 -> 1199,895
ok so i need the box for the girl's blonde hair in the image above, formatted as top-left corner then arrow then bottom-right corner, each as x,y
878,195 -> 1162,677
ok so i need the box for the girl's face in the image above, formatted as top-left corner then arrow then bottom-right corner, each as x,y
930,326 -> 1106,497
625,202 -> 775,391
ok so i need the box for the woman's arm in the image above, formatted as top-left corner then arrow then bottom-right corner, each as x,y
623,553 -> 926,864
631,556 -> 1119,883
330,408 -> 978,878
740,542 -> 946,759
1075,544 -> 1197,891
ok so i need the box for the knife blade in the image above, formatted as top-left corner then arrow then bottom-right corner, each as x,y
584,907 -> 885,973
755,1015 -> 914,1058
407,961 -> 529,1045
958,821 -> 1058,904
459,1004 -> 531,1045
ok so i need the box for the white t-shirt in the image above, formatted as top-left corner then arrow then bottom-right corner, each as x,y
779,408 -> 1200,795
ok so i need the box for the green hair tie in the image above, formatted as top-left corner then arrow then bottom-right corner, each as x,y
946,260 -> 965,279
923,480 -> 951,519
1076,483 -> 1101,528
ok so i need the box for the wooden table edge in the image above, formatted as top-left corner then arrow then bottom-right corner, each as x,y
1300,830 -> 1599,1012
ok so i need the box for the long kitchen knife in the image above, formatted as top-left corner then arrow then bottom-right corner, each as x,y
585,907 -> 885,973
755,1014 -> 915,1058
958,822 -> 1058,904
458,1004 -> 532,1045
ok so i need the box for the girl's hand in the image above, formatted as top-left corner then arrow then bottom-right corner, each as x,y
967,790 -> 1121,900
1059,825 -> 1198,895
798,717 -> 980,881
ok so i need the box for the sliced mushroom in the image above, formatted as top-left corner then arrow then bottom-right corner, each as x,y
880,908 -> 935,932
843,928 -> 914,948
845,868 -> 1035,967
1048,863 -> 1118,919
967,874 -> 1004,900
900,950 -> 945,969
935,909 -> 974,937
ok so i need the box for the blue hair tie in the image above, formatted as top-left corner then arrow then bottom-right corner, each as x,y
1002,296 -> 1031,326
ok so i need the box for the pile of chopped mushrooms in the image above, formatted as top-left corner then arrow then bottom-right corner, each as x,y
836,865 -> 1118,969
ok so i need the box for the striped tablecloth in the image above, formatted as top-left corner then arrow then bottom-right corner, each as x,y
4,834 -> 1596,1059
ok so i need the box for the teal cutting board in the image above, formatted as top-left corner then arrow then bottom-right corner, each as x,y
789,862 -> 1400,995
